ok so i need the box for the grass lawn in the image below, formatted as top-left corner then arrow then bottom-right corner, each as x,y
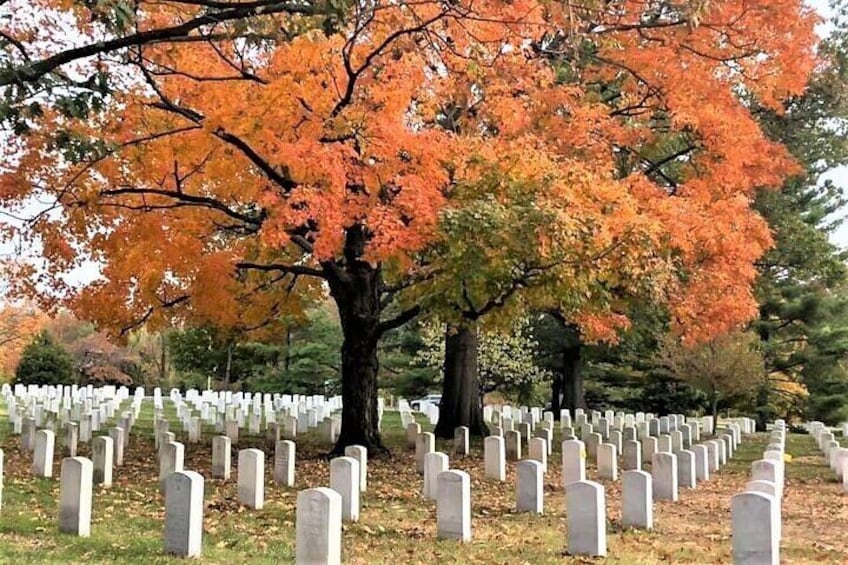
0,403 -> 844,564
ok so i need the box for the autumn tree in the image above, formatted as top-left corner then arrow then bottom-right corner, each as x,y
656,330 -> 764,419
0,1 -> 819,452
0,302 -> 48,379
407,2 -> 819,435
40,311 -> 140,386
411,162 -> 674,437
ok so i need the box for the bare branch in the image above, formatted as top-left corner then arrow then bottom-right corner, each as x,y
1,2 -> 325,87
119,294 -> 189,336
377,305 -> 421,335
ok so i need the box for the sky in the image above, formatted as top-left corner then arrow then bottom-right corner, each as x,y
821,169 -> 848,248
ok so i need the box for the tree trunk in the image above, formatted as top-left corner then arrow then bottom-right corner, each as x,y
327,225 -> 386,455
224,342 -> 233,389
755,308 -> 772,430
755,382 -> 771,431
711,391 -> 719,422
284,327 -> 292,375
159,331 -> 168,385
333,313 -> 382,454
434,324 -> 488,439
550,372 -> 563,419
562,340 -> 585,412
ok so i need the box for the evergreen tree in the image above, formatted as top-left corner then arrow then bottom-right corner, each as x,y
752,31 -> 848,424
15,330 -> 75,385
379,320 -> 439,400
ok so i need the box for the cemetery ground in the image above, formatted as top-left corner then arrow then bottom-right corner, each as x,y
0,407 -> 844,564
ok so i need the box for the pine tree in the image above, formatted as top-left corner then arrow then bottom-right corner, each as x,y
752,31 -> 848,424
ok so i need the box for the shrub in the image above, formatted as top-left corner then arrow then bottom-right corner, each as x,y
14,331 -> 76,386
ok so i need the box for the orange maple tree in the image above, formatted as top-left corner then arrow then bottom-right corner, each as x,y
0,0 -> 818,450
0,302 -> 48,379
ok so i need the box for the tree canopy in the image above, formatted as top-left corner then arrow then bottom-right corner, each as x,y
750,28 -> 848,424
656,329 -> 765,419
0,0 -> 822,449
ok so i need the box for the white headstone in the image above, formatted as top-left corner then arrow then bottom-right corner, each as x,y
597,443 -> 618,481
721,434 -> 734,460
160,441 -> 184,492
622,470 -> 652,530
652,452 -> 678,501
505,430 -> 521,461
692,444 -> 710,481
164,470 -> 204,557
717,436 -> 728,465
454,426 -> 469,456
706,440 -> 720,472
641,436 -> 657,464
296,488 -> 342,565
746,479 -> 777,498
238,448 -> 265,509
670,430 -> 683,453
436,470 -> 471,541
752,459 -> 783,499
22,417 -> 35,451
343,445 -> 367,492
731,491 -> 778,564
212,435 -> 231,480
109,427 -> 125,467
609,430 -> 623,454
424,451 -> 449,501
565,480 -> 606,556
33,429 -> 55,478
416,432 -> 435,474
529,437 -> 547,473
677,449 -> 696,489
586,432 -> 601,460
275,440 -> 296,487
516,460 -> 543,514
484,436 -> 506,481
59,457 -> 93,536
745,480 -> 781,541
92,435 -> 113,487
64,422 -> 78,457
623,440 -> 641,471
562,439 -> 587,486
330,456 -> 360,522
225,419 -> 239,445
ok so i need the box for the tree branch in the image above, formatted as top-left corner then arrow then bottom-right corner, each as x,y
119,294 -> 190,336
377,305 -> 421,335
1,2 -> 324,87
235,261 -> 326,279
99,185 -> 263,227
